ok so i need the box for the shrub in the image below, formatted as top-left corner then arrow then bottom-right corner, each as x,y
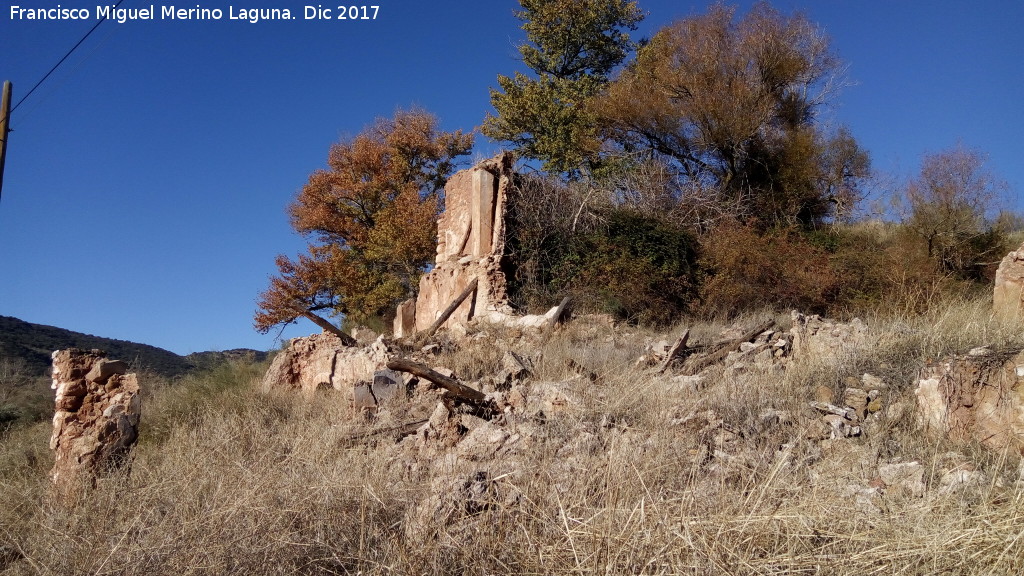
503,173 -> 699,324
825,220 -> 1003,317
501,172 -> 581,312
0,357 -> 51,433
556,209 -> 699,324
695,221 -> 838,317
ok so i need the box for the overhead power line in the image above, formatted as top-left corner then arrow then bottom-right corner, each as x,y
10,0 -> 128,115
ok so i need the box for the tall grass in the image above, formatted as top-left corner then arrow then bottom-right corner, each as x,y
1,299 -> 1022,575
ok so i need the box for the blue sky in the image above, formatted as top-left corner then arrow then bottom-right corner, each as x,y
2,0 -> 1021,354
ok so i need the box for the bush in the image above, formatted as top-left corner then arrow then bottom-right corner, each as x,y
556,209 -> 699,324
0,357 -> 51,433
695,221 -> 838,317
503,173 -> 699,324
501,173 -> 581,312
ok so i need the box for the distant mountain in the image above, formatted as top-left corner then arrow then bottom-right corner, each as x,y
0,316 -> 267,379
185,349 -> 270,370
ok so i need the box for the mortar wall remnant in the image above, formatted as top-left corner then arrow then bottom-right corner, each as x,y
50,348 -> 141,492
994,242 -> 1024,319
402,152 -> 516,336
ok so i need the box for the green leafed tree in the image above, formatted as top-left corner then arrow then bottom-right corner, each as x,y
482,0 -> 644,176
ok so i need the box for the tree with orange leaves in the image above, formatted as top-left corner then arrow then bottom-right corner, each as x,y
255,109 -> 473,336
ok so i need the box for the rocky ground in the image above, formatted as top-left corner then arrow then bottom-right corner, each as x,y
1,299 -> 1023,574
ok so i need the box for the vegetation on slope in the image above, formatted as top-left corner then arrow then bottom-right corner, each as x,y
0,316 -> 193,379
2,297 -> 1023,574
0,316 -> 269,431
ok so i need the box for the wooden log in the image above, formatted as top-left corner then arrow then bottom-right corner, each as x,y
338,419 -> 428,446
658,328 -> 691,373
387,358 -> 487,404
301,311 -> 357,346
420,278 -> 479,341
681,319 -> 775,376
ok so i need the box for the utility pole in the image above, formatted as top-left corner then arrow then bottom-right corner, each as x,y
0,81 -> 11,203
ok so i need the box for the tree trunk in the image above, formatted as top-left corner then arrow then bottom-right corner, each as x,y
301,311 -> 357,346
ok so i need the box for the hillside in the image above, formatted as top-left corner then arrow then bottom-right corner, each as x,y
0,315 -> 267,378
1,298 -> 1022,574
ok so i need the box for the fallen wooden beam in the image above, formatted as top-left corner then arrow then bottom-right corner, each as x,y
681,319 -> 775,376
387,357 -> 488,405
418,278 -> 479,342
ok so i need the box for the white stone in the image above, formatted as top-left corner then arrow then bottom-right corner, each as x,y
878,461 -> 925,498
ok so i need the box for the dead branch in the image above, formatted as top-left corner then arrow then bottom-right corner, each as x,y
681,319 -> 775,376
566,359 -> 599,383
301,312 -> 357,346
338,419 -> 428,446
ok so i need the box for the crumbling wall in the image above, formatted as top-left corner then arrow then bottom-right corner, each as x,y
993,242 -> 1024,318
50,349 -> 141,489
915,347 -> 1024,454
396,153 -> 516,337
789,312 -> 867,363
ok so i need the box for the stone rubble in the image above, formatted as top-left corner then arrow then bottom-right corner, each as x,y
260,332 -> 393,401
789,311 -> 867,363
877,461 -> 926,498
495,351 -> 532,391
642,312 -> 869,379
254,299 -> 1020,532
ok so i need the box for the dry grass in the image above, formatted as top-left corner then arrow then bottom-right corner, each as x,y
2,297 -> 1023,575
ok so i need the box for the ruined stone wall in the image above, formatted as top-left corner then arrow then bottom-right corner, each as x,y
789,312 -> 868,363
915,347 -> 1024,454
50,349 -> 141,489
994,242 -> 1024,318
396,152 -> 515,337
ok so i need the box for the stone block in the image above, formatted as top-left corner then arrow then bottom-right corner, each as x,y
372,369 -> 403,403
353,383 -> 376,412
843,387 -> 869,420
85,359 -> 128,384
878,461 -> 925,497
470,168 -> 495,257
261,333 -> 392,397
